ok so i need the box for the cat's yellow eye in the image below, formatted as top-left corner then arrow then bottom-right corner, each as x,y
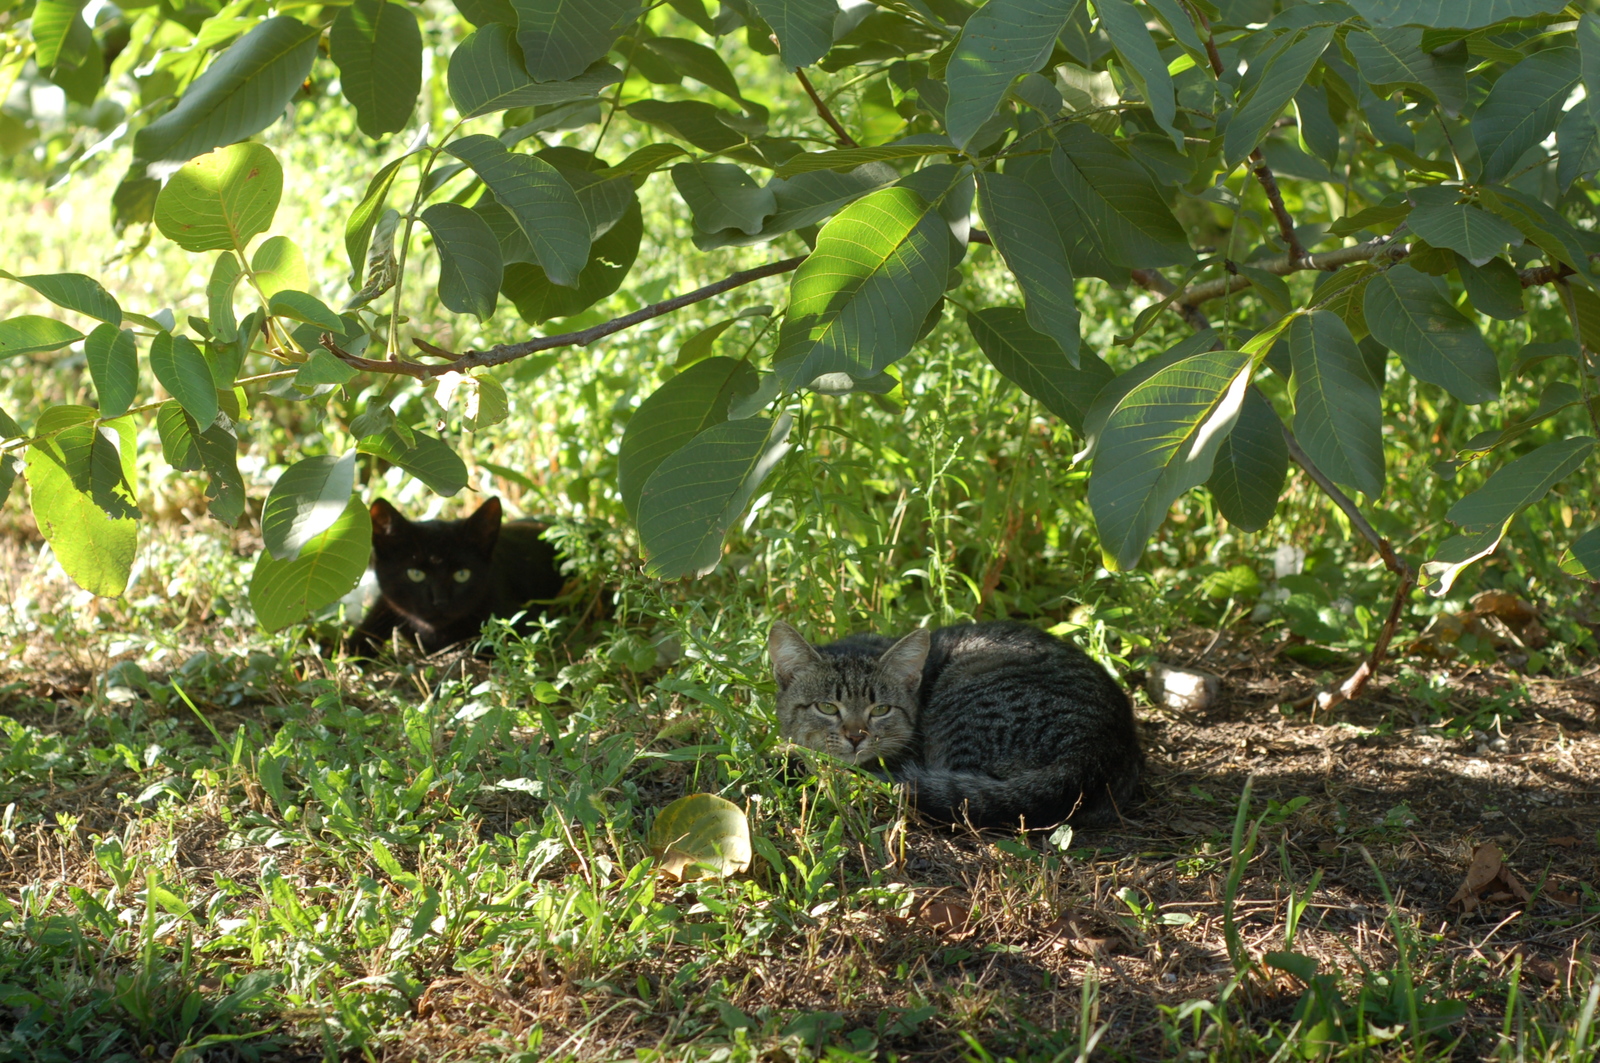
869,704 -> 892,717
453,568 -> 472,583
406,568 -> 427,583
816,703 -> 840,716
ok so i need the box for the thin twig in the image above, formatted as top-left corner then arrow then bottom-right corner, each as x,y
325,255 -> 808,379
794,66 -> 858,147
1249,149 -> 1311,268
1279,422 -> 1417,716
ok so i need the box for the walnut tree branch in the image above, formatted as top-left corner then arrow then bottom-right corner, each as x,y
795,67 -> 858,148
325,255 -> 809,379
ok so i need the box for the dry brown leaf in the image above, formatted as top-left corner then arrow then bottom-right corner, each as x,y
1317,839 -> 1339,854
1470,591 -> 1539,627
1450,843 -> 1530,912
916,900 -> 973,936
1550,836 -> 1581,848
1040,916 -> 1127,957
1548,889 -> 1580,906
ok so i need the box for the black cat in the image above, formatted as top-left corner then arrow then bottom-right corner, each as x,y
346,497 -> 568,656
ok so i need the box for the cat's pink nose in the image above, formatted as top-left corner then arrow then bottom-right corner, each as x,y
844,730 -> 868,748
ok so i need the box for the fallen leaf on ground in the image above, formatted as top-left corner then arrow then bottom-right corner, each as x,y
1040,916 -> 1128,957
886,892 -> 973,938
1549,836 -> 1581,848
1449,843 -> 1531,913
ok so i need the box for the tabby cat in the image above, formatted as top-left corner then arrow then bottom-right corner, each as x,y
346,497 -> 567,656
768,620 -> 1142,828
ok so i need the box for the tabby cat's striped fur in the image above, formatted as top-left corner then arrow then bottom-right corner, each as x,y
768,620 -> 1142,828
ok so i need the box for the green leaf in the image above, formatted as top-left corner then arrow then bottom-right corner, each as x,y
1206,387 -> 1288,532
251,236 -> 309,301
1345,27 -> 1467,117
153,142 -> 282,254
207,253 -> 244,341
671,161 -> 776,236
640,37 -> 753,112
775,143 -> 955,179
31,0 -> 87,70
330,0 -> 423,139
85,325 -> 138,418
453,0 -> 516,27
26,410 -> 139,597
618,356 -> 758,519
356,429 -> 468,496
1088,347 -> 1255,570
1345,0 -> 1566,31
344,152 -> 415,282
625,99 -> 749,154
1479,187 -> 1600,292
1405,186 -> 1523,267
447,135 -> 589,288
1010,154 -> 1125,283
1455,255 -> 1524,321
1581,14 -> 1600,142
501,198 -> 642,323
250,497 -> 372,632
1288,311 -> 1384,497
1559,525 -> 1600,580
420,204 -> 503,320
1,272 -> 121,324
261,452 -> 358,561
976,172 -> 1081,364
770,186 -> 950,392
1447,436 -> 1595,532
1471,47 -> 1578,185
749,0 -> 837,70
697,164 -> 900,249
1223,26 -> 1334,171
160,403 -> 247,524
945,0 -> 1076,150
648,793 -> 752,879
513,0 -> 640,82
148,332 -> 219,430
294,350 -> 359,389
268,291 -> 344,331
133,17 -> 319,165
1099,0 -> 1181,148
637,413 -> 794,578
0,454 -> 20,510
1363,264 -> 1499,404
463,375 -> 509,431
0,316 -> 83,358
1556,103 -> 1600,193
449,25 -> 622,118
1425,435 -> 1596,594
1051,124 -> 1191,268
157,400 -> 203,472
965,307 -> 1111,433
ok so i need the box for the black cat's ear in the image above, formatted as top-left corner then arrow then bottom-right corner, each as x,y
463,497 -> 503,552
369,499 -> 405,544
768,621 -> 822,689
877,628 -> 930,693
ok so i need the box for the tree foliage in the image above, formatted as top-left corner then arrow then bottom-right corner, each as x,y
2,0 -> 1600,637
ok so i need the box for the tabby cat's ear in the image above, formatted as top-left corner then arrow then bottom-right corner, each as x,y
369,499 -> 405,542
877,628 -> 931,693
463,497 -> 503,551
768,621 -> 822,688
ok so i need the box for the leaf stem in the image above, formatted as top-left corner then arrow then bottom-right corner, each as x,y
795,66 -> 857,147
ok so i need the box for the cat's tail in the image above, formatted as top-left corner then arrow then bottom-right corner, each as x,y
895,758 -> 1140,830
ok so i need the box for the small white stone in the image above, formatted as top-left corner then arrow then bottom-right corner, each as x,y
1147,662 -> 1221,713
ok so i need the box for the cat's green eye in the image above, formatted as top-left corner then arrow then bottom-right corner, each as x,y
869,705 -> 892,717
406,568 -> 426,583
453,568 -> 472,583
815,703 -> 840,716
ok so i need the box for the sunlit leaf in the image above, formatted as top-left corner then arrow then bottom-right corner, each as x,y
647,793 -> 752,880
261,451 -> 358,561
26,409 -> 139,596
1089,348 -> 1255,570
638,414 -> 793,578
945,0 -> 1076,150
250,497 -> 372,631
154,143 -> 282,254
